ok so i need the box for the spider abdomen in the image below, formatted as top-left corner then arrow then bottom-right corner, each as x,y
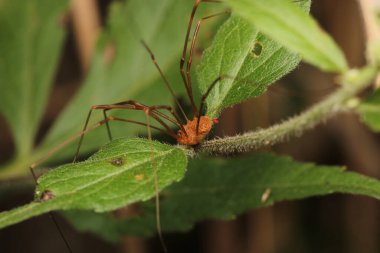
176,116 -> 213,145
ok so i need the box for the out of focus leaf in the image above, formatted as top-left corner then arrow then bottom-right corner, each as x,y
64,210 -> 124,243
358,89 -> 380,131
37,0 -> 196,160
0,0 -> 68,157
0,0 -> 217,179
225,0 -> 348,73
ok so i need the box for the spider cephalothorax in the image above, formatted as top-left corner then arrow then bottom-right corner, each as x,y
176,116 -> 215,145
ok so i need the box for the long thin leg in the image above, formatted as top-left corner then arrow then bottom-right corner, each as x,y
195,73 -> 245,133
73,104 -> 133,162
146,111 -> 177,138
29,168 -> 73,253
29,110 -> 175,251
180,0 -> 225,117
196,75 -> 225,133
73,102 -> 180,162
30,116 -> 170,172
105,100 -> 183,129
186,11 -> 230,90
103,109 -> 112,141
144,109 -> 167,253
141,41 -> 189,122
149,105 -> 188,136
74,115 -> 177,162
29,115 -> 171,252
103,100 -> 188,136
104,100 -> 183,137
180,0 -> 202,117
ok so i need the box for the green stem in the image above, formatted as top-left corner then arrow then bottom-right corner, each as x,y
0,158 -> 33,180
198,65 -> 379,155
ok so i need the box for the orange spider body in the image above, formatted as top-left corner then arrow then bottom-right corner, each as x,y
176,116 -> 214,145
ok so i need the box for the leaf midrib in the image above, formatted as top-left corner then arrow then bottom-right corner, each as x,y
209,23 -> 257,116
48,147 -> 176,197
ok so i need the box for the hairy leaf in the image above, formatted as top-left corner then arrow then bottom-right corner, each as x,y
0,138 -> 187,229
225,0 -> 348,73
197,0 -> 310,118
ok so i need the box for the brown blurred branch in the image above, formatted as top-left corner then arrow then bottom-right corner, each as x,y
71,0 -> 101,72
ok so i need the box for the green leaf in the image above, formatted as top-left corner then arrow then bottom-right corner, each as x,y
0,138 -> 187,229
358,89 -> 380,131
225,0 -> 348,73
113,153 -> 380,237
0,0 -> 217,179
64,210 -> 127,243
37,0 -> 196,160
0,0 -> 68,157
197,1 -> 310,118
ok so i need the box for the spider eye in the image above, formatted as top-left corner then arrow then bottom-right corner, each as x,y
213,119 -> 219,124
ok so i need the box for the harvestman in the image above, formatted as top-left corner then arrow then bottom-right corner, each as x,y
29,0 -> 309,251
29,0 -> 228,252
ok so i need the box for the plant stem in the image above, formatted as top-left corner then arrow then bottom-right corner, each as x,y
197,65 -> 378,156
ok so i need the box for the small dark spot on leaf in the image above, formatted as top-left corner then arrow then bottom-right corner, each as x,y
40,190 -> 55,201
111,157 -> 124,166
252,42 -> 263,57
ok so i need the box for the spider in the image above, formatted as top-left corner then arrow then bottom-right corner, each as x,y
28,1 -> 227,252
69,0 -> 227,161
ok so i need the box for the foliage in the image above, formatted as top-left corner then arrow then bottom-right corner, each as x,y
67,153 -> 380,240
225,0 -> 348,72
197,15 -> 302,118
0,0 -> 68,158
197,0 -> 311,118
0,0 -> 203,178
0,138 -> 187,228
1,0 -> 380,246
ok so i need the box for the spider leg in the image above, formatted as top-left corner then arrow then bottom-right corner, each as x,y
73,102 -> 180,162
185,11 -> 230,98
141,41 -> 189,122
196,76 -> 225,133
180,0 -> 225,117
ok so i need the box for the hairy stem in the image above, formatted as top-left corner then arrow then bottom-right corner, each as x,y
197,65 -> 378,155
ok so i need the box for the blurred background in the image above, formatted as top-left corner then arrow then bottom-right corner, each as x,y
1,0 -> 380,252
